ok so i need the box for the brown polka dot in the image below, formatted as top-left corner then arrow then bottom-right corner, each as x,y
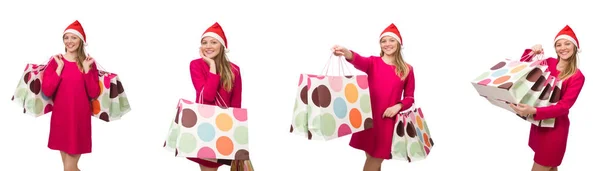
29,79 -> 41,95
498,82 -> 513,90
23,71 -> 31,83
538,85 -> 551,100
99,112 -> 110,122
217,159 -> 232,165
117,80 -> 124,94
174,107 -> 181,124
396,120 -> 405,137
549,86 -> 561,103
389,153 -> 393,159
181,109 -> 197,128
407,156 -> 411,162
300,86 -> 308,104
526,68 -> 543,82
163,141 -> 166,147
11,96 -> 14,101
490,61 -> 506,70
23,108 -> 26,113
406,122 -> 416,138
307,131 -> 312,140
429,138 -> 434,146
531,76 -> 547,91
109,83 -> 119,98
289,125 -> 293,133
345,75 -> 354,79
234,149 -> 250,160
311,85 -> 331,107
175,149 -> 178,156
364,118 -> 373,129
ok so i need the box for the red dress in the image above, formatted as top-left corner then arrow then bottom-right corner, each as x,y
522,56 -> 586,167
42,57 -> 100,155
347,51 -> 415,159
188,58 -> 243,168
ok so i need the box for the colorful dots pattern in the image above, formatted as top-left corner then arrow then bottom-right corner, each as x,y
292,73 -> 373,141
12,63 -> 53,117
391,107 -> 434,162
166,99 -> 250,160
90,71 -> 131,122
521,75 -> 562,128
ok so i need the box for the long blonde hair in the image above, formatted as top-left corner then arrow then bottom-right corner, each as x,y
557,45 -> 578,80
380,43 -> 410,80
63,38 -> 86,71
214,45 -> 235,92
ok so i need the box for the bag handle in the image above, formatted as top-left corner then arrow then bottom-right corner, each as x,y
320,53 -> 354,76
199,87 -> 228,108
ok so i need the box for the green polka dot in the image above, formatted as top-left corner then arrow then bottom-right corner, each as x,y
119,96 -> 130,110
234,126 -> 249,145
101,94 -> 110,109
359,94 -> 371,113
110,102 -> 120,117
16,88 -> 27,99
423,121 -> 431,136
474,71 -> 490,81
542,119 -> 555,125
393,140 -> 407,158
167,124 -> 180,148
512,81 -> 530,100
409,142 -> 425,157
520,94 -> 536,106
307,105 -> 312,118
177,133 -> 197,153
26,98 -> 43,114
294,111 -> 308,132
318,113 -> 336,136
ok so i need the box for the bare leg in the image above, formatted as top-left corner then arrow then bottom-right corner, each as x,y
363,157 -> 384,171
550,167 -> 558,171
199,164 -> 218,171
362,152 -> 381,171
64,153 -> 81,171
531,162 -> 552,171
60,151 -> 67,168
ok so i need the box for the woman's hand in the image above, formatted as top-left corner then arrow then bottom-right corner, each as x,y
52,54 -> 64,75
531,44 -> 543,54
82,55 -> 95,74
383,104 -> 403,118
332,45 -> 352,59
509,103 -> 536,117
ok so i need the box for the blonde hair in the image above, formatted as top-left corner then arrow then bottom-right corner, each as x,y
556,45 -> 578,80
214,45 -> 235,92
63,37 -> 86,71
380,42 -> 410,80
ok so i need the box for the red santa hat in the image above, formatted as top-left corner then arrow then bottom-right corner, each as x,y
201,22 -> 229,53
63,20 -> 88,54
554,25 -> 580,52
380,23 -> 403,48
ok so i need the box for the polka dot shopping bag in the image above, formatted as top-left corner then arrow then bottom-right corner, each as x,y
290,55 -> 373,140
11,58 -> 54,117
390,104 -> 434,162
90,64 -> 131,122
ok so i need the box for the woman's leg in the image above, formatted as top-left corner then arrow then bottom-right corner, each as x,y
64,153 -> 81,171
60,151 -> 66,167
549,167 -> 558,171
363,157 -> 383,171
199,164 -> 219,171
363,152 -> 381,171
531,162 -> 552,171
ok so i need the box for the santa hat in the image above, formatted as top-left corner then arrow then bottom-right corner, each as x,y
380,23 -> 403,48
201,22 -> 229,53
554,25 -> 580,52
63,20 -> 88,54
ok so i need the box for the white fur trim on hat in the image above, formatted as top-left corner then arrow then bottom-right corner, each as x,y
380,32 -> 403,49
202,32 -> 229,53
555,35 -> 580,53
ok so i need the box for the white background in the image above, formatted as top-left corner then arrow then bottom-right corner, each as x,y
0,0 -> 598,170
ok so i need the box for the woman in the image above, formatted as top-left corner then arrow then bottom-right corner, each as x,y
510,25 -> 586,171
332,23 -> 415,171
188,22 -> 243,171
42,20 -> 100,171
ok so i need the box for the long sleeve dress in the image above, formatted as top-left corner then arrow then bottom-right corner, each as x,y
42,56 -> 100,155
520,50 -> 586,167
188,58 -> 243,168
347,51 -> 415,159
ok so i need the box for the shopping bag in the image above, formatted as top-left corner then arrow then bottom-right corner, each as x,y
472,50 -> 549,112
390,104 -> 434,162
91,69 -> 131,122
521,75 -> 563,127
290,55 -> 373,140
11,62 -> 54,117
163,97 -> 250,160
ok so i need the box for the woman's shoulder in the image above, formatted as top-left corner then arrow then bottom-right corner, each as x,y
230,62 -> 241,74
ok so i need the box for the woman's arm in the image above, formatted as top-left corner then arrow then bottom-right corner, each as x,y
397,66 -> 415,111
83,63 -> 100,99
230,67 -> 242,108
190,60 -> 220,103
345,50 -> 374,74
41,59 -> 61,97
533,73 -> 585,120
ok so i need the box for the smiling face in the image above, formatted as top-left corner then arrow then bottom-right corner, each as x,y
200,36 -> 223,59
63,33 -> 81,53
380,36 -> 399,56
554,38 -> 576,60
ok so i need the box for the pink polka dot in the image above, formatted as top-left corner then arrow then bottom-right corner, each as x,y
32,65 -> 39,69
418,108 -> 424,118
477,79 -> 491,85
337,124 -> 352,137
307,77 -> 312,89
233,108 -> 247,121
298,74 -> 304,86
44,104 -> 53,113
356,75 -> 369,89
316,75 -> 326,80
424,146 -> 430,154
530,60 -> 542,67
198,105 -> 215,118
103,76 -> 111,89
24,65 -> 30,71
409,110 -> 417,121
197,147 -> 216,159
508,60 -> 520,67
182,99 -> 194,104
328,76 -> 343,92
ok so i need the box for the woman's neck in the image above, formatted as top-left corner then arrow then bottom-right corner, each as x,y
557,59 -> 569,71
64,52 -> 78,61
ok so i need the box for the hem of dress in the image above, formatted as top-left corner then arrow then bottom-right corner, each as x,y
48,146 -> 91,155
349,143 -> 391,160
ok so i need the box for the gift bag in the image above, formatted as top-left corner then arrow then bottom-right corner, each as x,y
290,55 -> 373,140
163,96 -> 250,161
91,69 -> 131,122
472,50 -> 549,112
521,76 -> 563,127
11,62 -> 54,117
391,104 -> 434,162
